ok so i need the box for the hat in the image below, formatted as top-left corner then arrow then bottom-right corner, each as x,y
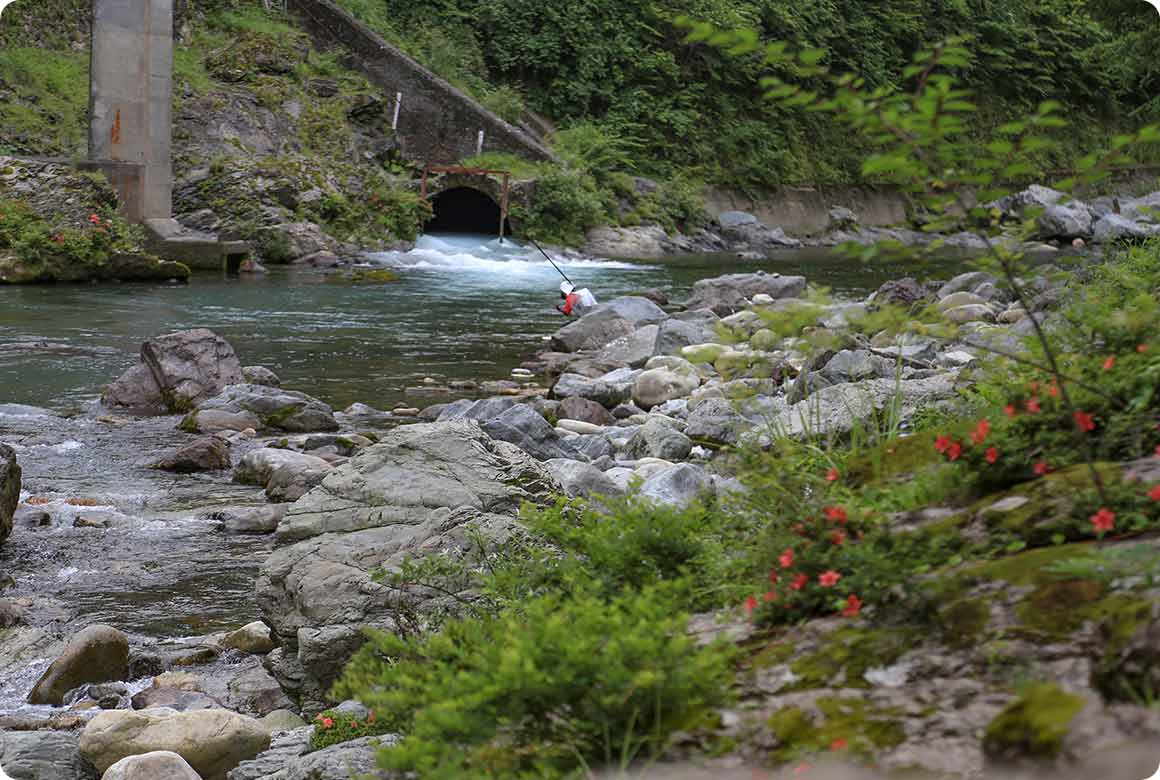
560,281 -> 574,294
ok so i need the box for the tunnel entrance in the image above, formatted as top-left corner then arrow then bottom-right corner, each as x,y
425,187 -> 510,235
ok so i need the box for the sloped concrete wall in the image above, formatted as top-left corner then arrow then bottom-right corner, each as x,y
289,0 -> 554,165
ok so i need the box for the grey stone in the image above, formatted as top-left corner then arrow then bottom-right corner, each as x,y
102,751 -> 202,780
819,350 -> 896,384
683,272 -> 807,315
595,324 -> 660,368
222,622 -> 275,655
28,624 -> 129,706
545,459 -> 625,499
282,736 -> 394,780
1093,213 -> 1159,244
827,206 -> 858,231
131,687 -> 222,711
204,505 -> 288,535
152,436 -> 231,473
552,368 -> 639,407
1038,202 -> 1093,239
0,444 -> 18,545
226,728 -> 311,780
632,367 -> 701,410
0,731 -> 98,780
234,450 -> 333,503
104,329 -> 245,414
480,404 -> 573,461
186,385 -> 338,433
624,418 -> 693,461
717,210 -> 757,228
765,376 -> 958,440
655,314 -> 719,355
685,398 -> 756,446
79,708 -> 270,780
943,304 -> 997,324
549,310 -> 637,353
937,272 -> 998,299
557,396 -> 613,426
256,422 -> 556,704
638,464 -> 713,509
243,366 -> 282,387
583,225 -> 667,259
227,665 -> 294,718
937,291 -> 988,311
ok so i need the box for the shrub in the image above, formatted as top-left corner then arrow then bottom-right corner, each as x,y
309,709 -> 394,751
519,168 -> 610,245
334,587 -> 734,780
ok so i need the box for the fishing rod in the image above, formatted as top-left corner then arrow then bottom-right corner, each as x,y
526,237 -> 574,286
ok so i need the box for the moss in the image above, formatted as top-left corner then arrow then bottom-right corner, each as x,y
845,431 -> 945,487
768,698 -> 906,763
982,683 -> 1085,761
262,404 -> 304,429
178,411 -> 200,433
936,597 -> 991,647
748,639 -> 796,669
1013,579 -> 1104,637
788,627 -> 916,691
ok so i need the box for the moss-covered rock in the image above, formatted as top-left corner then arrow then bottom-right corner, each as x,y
982,683 -> 1086,762
767,697 -> 906,762
788,626 -> 918,691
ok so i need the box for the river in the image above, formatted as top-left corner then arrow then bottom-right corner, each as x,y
0,234 -> 970,412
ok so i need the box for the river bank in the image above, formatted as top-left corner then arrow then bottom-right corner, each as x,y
4,239 -> 1159,779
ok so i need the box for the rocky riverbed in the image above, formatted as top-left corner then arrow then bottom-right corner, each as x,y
0,254 -> 1155,779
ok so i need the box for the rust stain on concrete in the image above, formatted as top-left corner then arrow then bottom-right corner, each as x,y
110,109 -> 121,145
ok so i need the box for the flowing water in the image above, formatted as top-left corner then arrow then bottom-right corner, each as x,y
0,235 -> 971,716
0,235 -> 973,412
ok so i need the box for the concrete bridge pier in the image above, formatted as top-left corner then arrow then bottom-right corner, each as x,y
86,0 -> 173,222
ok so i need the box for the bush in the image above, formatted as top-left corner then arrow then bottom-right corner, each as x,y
334,587 -> 734,780
309,709 -> 394,751
519,168 -> 610,245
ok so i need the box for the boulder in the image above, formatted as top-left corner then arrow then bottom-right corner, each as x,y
632,367 -> 701,410
655,314 -> 719,355
944,304 -> 997,324
545,459 -> 625,499
873,277 -> 932,308
819,350 -> 896,384
257,222 -> 335,263
184,385 -> 338,434
552,368 -> 639,407
1121,191 -> 1160,223
256,421 -> 557,707
937,291 -> 988,312
827,206 -> 859,231
182,409 -> 263,434
222,622 -> 275,655
242,366 -> 281,387
152,436 -> 231,473
0,731 -> 98,780
594,324 -> 660,368
624,418 -> 693,461
591,297 -> 669,327
549,298 -> 667,353
1038,202 -> 1093,240
584,225 -> 667,259
130,687 -> 222,712
79,708 -> 270,780
204,505 -> 288,535
557,396 -> 614,426
718,218 -> 803,251
234,449 -> 333,503
28,625 -> 130,705
683,272 -> 807,316
986,185 -> 1065,220
638,464 -> 713,509
685,398 -> 755,446
104,329 -> 244,414
479,404 -> 575,461
226,728 -> 312,780
102,751 -> 202,780
226,666 -> 294,717
0,444 -> 18,545
1092,214 -> 1159,244
937,272 -> 998,299
768,376 -> 958,440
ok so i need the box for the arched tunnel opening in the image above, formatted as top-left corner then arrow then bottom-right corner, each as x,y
425,187 -> 510,235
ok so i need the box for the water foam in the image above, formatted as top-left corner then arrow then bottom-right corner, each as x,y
368,234 -> 643,273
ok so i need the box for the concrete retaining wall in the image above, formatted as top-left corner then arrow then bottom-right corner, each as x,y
288,0 -> 554,165
704,185 -> 910,235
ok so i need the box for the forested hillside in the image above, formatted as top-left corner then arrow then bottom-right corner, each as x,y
336,0 -> 1160,190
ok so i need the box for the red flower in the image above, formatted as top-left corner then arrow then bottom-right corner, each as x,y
970,419 -> 991,445
1090,508 -> 1115,534
1026,397 -> 1041,414
829,738 -> 848,752
947,442 -> 963,461
744,595 -> 758,615
1029,380 -> 1040,393
825,468 -> 840,483
823,505 -> 848,523
830,530 -> 847,546
1155,445 -> 1160,458
88,213 -> 101,224
1103,356 -> 1116,371
763,590 -> 778,603
1074,410 -> 1096,433
841,594 -> 862,618
1149,485 -> 1160,501
1033,460 -> 1050,477
779,547 -> 795,569
985,447 -> 1000,465
52,233 -> 64,243
1004,404 -> 1017,419
768,570 -> 780,584
367,712 -> 375,723
1048,383 -> 1060,399
935,435 -> 952,454
1138,344 -> 1149,354
790,573 -> 808,591
818,570 -> 841,587
791,522 -> 806,536
322,717 -> 334,729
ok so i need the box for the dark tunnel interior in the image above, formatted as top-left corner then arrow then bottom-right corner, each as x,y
425,187 -> 510,235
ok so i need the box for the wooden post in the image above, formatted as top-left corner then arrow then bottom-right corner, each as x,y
420,164 -> 429,201
499,172 -> 510,238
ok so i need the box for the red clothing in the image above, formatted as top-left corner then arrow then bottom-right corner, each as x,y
561,292 -> 580,315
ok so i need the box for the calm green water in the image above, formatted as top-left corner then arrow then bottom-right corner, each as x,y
0,235 -> 973,410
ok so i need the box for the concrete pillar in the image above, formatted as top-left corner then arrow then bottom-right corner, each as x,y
88,0 -> 173,222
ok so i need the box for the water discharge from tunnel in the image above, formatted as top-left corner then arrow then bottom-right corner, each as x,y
425,187 -> 511,235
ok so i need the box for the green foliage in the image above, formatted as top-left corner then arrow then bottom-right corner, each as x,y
982,683 -> 1086,760
518,168 -> 611,245
0,198 -> 142,271
334,587 -> 733,779
309,709 -> 393,751
1045,543 -> 1160,588
0,48 -> 89,157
